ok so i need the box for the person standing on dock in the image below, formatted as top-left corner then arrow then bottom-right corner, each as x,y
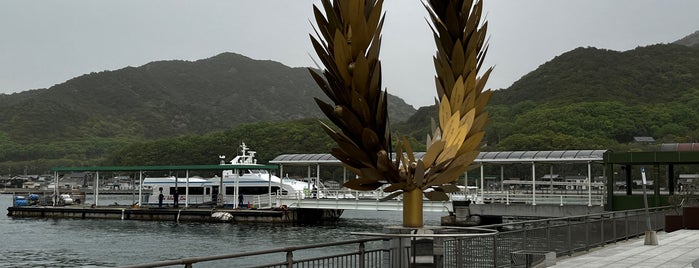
173,190 -> 179,208
158,188 -> 164,208
238,193 -> 244,209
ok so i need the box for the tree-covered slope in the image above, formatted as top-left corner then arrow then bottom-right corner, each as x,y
0,52 -> 416,173
393,39 -> 699,151
675,30 -> 699,48
0,52 -> 416,144
490,44 -> 699,106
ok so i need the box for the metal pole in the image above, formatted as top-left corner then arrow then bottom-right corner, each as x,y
480,165 -> 484,203
53,171 -> 58,206
602,165 -> 607,207
641,167 -> 652,230
235,169 -> 239,208
531,162 -> 536,206
131,174 -> 135,205
500,165 -> 504,192
359,242 -> 365,268
465,171 -> 469,188
185,170 -> 189,208
550,165 -> 554,194
465,171 -> 470,202
138,171 -> 143,206
316,164 -> 321,199
219,173 -> 223,207
280,165 -> 284,183
588,161 -> 592,206
95,171 -> 100,206
307,165 -> 312,198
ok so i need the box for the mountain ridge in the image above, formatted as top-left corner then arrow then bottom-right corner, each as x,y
489,44 -> 699,106
0,52 -> 417,143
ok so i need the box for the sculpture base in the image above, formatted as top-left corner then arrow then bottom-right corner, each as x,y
644,230 -> 658,245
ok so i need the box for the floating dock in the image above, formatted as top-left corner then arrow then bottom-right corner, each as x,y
6,206 -> 342,225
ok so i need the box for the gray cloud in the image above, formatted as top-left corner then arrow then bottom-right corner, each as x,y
1,0 -> 698,108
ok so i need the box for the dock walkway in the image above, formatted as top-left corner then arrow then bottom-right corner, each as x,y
553,229 -> 699,268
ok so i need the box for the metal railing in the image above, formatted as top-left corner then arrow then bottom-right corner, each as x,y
481,193 -> 605,206
121,206 -> 675,267
448,205 -> 674,267
120,237 -> 389,268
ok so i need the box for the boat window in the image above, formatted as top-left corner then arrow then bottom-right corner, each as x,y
225,186 -> 280,195
248,169 -> 268,175
170,187 -> 204,195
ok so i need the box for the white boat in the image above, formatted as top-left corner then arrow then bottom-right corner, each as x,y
59,194 -> 73,205
142,142 -> 309,207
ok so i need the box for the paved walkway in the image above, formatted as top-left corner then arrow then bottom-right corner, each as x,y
553,229 -> 699,268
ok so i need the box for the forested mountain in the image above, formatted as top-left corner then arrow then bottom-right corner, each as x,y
394,32 -> 699,151
489,44 -> 699,106
674,30 -> 699,48
0,52 -> 415,144
4,31 -> 699,174
484,35 -> 699,150
0,52 -> 416,173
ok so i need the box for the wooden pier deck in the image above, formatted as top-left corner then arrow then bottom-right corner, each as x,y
6,205 -> 340,224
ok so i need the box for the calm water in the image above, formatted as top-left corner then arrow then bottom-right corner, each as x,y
0,194 -> 444,267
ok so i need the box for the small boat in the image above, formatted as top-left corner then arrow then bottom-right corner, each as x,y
142,142 -> 310,208
59,194 -> 73,205
12,193 -> 73,206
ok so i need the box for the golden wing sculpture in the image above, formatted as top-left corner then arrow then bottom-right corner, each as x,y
309,0 -> 491,228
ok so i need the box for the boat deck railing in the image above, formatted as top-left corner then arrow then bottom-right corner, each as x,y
119,206 -> 676,267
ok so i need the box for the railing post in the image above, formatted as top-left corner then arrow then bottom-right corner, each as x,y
624,211 -> 629,241
457,239 -> 464,268
546,220 -> 551,251
286,251 -> 294,268
492,233 -> 498,268
359,241 -> 365,268
567,217 -> 573,256
612,212 -> 617,242
600,195 -> 604,207
585,217 -> 590,251
600,215 -> 605,246
636,210 -> 641,237
522,223 -> 527,251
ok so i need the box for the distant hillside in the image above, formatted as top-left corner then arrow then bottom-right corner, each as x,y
394,34 -> 699,151
489,44 -> 699,106
7,30 -> 699,171
0,53 -> 416,144
675,30 -> 699,48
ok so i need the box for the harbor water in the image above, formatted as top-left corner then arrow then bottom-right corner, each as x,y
0,194 -> 444,267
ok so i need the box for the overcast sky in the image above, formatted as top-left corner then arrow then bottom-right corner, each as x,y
1,1 -> 698,108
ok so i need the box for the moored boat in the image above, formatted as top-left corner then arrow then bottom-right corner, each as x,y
142,142 -> 309,208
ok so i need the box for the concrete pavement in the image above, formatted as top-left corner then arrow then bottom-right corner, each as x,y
553,229 -> 699,268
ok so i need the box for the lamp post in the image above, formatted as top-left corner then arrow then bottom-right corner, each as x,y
641,167 -> 658,245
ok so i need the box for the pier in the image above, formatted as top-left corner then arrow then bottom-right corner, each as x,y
117,205 -> 692,267
6,205 -> 343,225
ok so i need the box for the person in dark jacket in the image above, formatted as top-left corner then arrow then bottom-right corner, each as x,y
173,190 -> 179,208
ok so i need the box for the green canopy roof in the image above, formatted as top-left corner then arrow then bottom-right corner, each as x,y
50,164 -> 277,172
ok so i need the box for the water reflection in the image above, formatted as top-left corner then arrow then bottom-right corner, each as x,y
1,194 -> 445,267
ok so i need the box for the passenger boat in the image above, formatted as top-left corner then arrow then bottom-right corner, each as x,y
142,142 -> 309,207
